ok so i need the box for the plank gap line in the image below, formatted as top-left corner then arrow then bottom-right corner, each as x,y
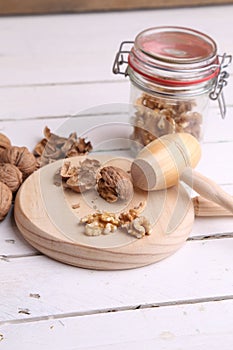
0,79 -> 127,90
0,111 -> 129,122
188,232 -> 233,241
1,294 -> 233,326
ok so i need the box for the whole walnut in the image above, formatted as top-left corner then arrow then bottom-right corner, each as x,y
0,163 -> 23,192
97,166 -> 134,203
0,133 -> 11,152
0,146 -> 37,179
0,181 -> 12,221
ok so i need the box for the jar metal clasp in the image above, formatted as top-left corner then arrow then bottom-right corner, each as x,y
112,41 -> 133,76
209,53 -> 232,119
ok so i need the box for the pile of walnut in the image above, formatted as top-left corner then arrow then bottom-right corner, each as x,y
131,93 -> 202,146
79,204 -> 151,239
0,126 -> 93,222
0,133 -> 37,221
57,160 -> 151,239
33,126 -> 92,167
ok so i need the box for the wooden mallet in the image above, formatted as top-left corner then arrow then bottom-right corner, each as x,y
131,133 -> 233,214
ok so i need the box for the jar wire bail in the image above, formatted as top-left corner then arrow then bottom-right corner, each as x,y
209,53 -> 232,119
112,41 -> 133,75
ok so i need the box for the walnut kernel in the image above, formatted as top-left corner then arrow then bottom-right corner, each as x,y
80,212 -> 120,236
122,216 -> 152,239
79,203 -> 150,239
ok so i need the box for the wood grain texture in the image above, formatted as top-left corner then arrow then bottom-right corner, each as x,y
193,196 -> 233,216
182,169 -> 233,214
0,0 -> 233,15
14,154 -> 194,270
1,238 -> 233,323
131,133 -> 201,191
1,299 -> 233,350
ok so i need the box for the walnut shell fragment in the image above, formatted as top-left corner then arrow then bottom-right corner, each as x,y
0,163 -> 23,192
60,161 -> 77,179
34,126 -> 93,167
97,166 -> 133,203
60,158 -> 101,193
0,181 -> 12,221
0,146 -> 37,179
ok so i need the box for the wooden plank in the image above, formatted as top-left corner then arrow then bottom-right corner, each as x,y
192,185 -> 233,235
0,114 -> 132,149
0,207 -> 38,258
1,299 -> 233,349
0,7 -> 232,86
0,0 -> 233,16
197,142 -> 233,185
0,79 -> 232,126
0,238 -> 233,322
0,82 -> 129,120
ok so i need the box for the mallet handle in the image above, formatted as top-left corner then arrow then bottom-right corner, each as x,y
181,169 -> 233,214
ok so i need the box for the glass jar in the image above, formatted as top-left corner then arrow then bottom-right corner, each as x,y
113,26 -> 231,148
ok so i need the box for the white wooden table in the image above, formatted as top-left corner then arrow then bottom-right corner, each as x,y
0,5 -> 233,349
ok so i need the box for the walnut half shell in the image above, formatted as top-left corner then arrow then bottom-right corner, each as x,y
59,159 -> 101,193
97,166 -> 133,203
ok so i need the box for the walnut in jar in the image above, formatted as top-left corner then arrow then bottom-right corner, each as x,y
131,93 -> 203,146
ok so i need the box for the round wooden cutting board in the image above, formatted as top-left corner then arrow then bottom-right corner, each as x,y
14,154 -> 194,270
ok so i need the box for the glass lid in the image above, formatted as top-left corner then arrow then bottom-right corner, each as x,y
135,26 -> 217,65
